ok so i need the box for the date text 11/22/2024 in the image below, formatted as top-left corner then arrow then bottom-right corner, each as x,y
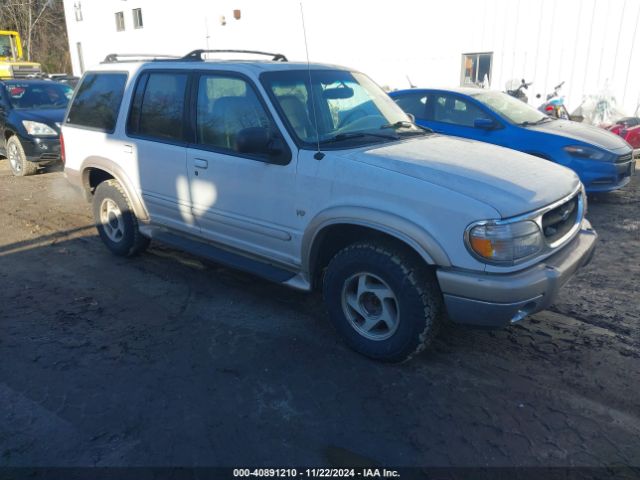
233,469 -> 401,478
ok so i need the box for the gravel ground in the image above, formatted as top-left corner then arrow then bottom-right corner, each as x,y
0,160 -> 638,474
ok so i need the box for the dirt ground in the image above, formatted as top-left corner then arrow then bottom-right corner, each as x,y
0,160 -> 638,474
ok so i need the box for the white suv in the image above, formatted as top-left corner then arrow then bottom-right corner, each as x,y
62,50 -> 597,362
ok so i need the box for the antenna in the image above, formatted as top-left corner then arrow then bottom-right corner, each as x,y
204,17 -> 210,49
406,75 -> 416,89
299,2 -> 324,160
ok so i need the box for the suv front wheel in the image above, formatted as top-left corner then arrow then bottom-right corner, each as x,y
323,242 -> 443,362
93,179 -> 149,256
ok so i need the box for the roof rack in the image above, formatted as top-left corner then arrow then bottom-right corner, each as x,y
102,53 -> 180,63
181,49 -> 288,62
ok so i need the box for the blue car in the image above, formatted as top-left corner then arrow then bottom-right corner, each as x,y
390,88 -> 635,192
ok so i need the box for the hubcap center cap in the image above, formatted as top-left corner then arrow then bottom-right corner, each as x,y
359,292 -> 382,317
108,211 -> 119,228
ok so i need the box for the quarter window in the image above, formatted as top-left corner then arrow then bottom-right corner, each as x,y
128,72 -> 188,141
115,11 -> 125,31
66,73 -> 127,132
196,74 -> 275,158
132,8 -> 143,29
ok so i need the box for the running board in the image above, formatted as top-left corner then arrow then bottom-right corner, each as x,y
148,230 -> 297,284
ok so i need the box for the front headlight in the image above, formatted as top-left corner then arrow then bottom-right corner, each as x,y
22,120 -> 57,136
563,145 -> 608,160
467,220 -> 543,264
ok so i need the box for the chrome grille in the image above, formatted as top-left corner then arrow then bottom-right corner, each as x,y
541,194 -> 580,244
616,152 -> 633,164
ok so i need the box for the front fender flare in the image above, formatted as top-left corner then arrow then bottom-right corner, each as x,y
302,206 -> 451,275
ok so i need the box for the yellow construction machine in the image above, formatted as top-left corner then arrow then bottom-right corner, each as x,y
0,30 -> 42,79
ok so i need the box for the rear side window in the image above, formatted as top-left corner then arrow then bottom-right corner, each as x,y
127,71 -> 188,142
66,72 -> 127,132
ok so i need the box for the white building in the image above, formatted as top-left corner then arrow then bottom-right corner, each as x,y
63,0 -> 640,116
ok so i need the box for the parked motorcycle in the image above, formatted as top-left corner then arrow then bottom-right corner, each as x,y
537,81 -> 570,119
505,79 -> 532,103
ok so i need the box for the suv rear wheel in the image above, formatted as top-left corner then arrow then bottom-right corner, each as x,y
323,242 -> 443,362
93,179 -> 149,256
7,136 -> 37,177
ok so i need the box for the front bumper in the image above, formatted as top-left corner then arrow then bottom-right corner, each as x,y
437,219 -> 597,327
581,158 -> 634,192
21,135 -> 61,163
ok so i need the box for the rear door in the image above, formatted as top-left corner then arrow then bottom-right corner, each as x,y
126,69 -> 196,232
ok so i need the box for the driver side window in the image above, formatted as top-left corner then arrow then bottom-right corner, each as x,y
433,94 -> 489,127
196,74 -> 275,158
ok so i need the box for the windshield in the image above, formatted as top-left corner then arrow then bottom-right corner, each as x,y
4,82 -> 74,110
472,90 -> 550,125
261,69 -> 425,147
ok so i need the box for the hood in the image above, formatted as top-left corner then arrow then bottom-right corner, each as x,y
530,119 -> 630,152
343,135 -> 580,218
12,108 -> 65,132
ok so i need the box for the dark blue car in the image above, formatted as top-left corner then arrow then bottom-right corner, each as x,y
390,88 -> 635,192
0,79 -> 73,176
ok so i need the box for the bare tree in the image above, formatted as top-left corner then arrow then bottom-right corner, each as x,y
0,0 -> 70,73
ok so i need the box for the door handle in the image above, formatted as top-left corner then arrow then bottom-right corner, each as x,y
123,144 -> 133,154
194,158 -> 208,169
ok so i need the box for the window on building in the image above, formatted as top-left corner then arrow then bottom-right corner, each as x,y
196,74 -> 279,161
74,1 -> 83,21
132,8 -> 143,29
128,72 -> 188,141
66,73 -> 128,132
115,11 -> 125,31
432,94 -> 490,127
461,52 -> 493,87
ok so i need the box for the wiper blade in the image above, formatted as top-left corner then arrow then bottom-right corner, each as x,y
320,131 -> 398,144
380,120 -> 414,129
520,117 -> 553,127
381,120 -> 434,134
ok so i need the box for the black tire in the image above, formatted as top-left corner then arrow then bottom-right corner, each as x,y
323,242 -> 443,363
93,179 -> 149,256
7,136 -> 37,176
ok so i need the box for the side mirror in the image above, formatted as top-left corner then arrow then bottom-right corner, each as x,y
474,118 -> 496,129
236,127 -> 288,162
236,127 -> 272,154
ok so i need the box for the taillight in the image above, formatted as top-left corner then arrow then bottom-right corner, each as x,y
60,132 -> 65,165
